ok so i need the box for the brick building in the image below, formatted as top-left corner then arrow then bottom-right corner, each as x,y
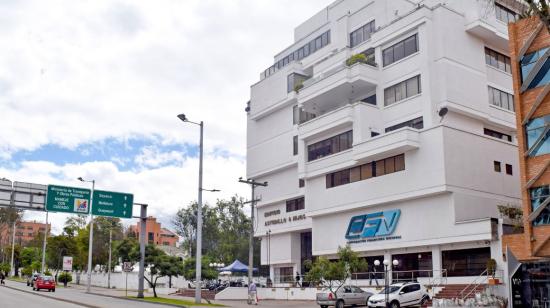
0,220 -> 50,246
128,216 -> 178,247
504,15 -> 550,307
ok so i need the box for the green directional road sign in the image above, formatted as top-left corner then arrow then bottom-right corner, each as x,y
92,190 -> 133,218
46,185 -> 91,214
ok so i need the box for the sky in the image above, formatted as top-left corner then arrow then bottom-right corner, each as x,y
0,0 -> 334,234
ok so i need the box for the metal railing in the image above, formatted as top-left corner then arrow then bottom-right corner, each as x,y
459,269 -> 504,301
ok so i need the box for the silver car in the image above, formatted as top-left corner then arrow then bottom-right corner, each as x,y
316,285 -> 373,308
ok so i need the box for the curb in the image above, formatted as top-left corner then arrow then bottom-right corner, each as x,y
2,284 -> 100,308
87,292 -> 190,308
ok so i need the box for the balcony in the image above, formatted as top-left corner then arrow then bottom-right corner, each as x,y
298,104 -> 355,140
464,3 -> 511,51
297,61 -> 378,114
353,127 -> 420,163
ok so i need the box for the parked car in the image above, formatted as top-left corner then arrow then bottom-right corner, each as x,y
27,273 -> 41,287
316,285 -> 373,308
368,282 -> 429,308
33,276 -> 56,292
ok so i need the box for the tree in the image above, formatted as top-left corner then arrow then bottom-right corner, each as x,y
0,263 -> 10,276
135,244 -> 184,297
21,247 -> 41,268
304,246 -> 367,298
524,0 -> 550,32
46,235 -> 78,271
173,196 -> 261,267
182,256 -> 219,282
115,238 -> 139,263
4,244 -> 22,276
63,215 -> 87,237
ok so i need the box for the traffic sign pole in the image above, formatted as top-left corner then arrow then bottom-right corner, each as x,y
41,211 -> 48,273
86,180 -> 95,293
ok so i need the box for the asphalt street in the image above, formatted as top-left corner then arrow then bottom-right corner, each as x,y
0,284 -> 81,308
0,280 -> 174,308
0,280 -> 320,308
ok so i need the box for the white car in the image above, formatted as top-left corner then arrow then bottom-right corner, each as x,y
368,282 -> 429,308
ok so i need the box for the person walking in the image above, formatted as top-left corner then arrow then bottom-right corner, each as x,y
0,271 -> 5,285
248,281 -> 258,305
295,272 -> 301,287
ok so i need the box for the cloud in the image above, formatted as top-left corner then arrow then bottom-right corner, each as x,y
0,0 -> 335,232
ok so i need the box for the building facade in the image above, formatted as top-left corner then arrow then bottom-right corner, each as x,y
247,0 -> 523,287
128,216 -> 179,247
0,220 -> 50,247
505,15 -> 550,307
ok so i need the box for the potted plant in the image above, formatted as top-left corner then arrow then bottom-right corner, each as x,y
345,54 -> 367,66
487,259 -> 499,285
294,82 -> 304,93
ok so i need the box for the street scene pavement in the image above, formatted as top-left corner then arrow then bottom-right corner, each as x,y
0,280 -> 319,307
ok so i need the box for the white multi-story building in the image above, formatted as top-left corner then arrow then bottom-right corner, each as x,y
247,0 -> 523,287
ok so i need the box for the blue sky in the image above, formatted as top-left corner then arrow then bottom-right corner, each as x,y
0,0 -> 333,233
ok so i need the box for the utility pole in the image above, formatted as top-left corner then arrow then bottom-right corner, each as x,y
135,203 -> 147,299
41,211 -> 48,273
238,178 -> 268,290
77,177 -> 96,293
107,227 -> 112,289
10,220 -> 15,277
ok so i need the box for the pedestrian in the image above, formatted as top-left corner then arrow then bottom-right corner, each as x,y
295,272 -> 301,287
0,271 -> 5,285
248,281 -> 258,305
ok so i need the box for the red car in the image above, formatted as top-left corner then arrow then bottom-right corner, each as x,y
34,276 -> 55,292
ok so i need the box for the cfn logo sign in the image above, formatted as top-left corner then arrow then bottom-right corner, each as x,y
345,209 -> 401,240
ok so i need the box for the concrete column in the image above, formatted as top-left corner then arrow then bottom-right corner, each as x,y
431,246 -> 442,280
384,252 -> 392,284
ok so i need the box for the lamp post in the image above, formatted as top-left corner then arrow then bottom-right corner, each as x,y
376,259 -> 399,308
177,113 -> 205,305
78,177 -> 95,293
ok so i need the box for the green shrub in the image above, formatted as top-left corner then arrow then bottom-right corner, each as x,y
44,270 -> 52,276
294,82 -> 304,93
58,272 -> 73,284
0,263 -> 10,276
346,54 -> 368,66
21,267 -> 33,277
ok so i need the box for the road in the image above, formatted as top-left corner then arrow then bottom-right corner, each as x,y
0,285 -> 81,308
0,280 -> 174,308
217,299 -> 319,308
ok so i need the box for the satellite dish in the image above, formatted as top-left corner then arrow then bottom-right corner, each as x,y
438,107 -> 448,118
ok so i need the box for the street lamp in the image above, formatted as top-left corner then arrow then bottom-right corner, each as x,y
177,113 -> 205,305
376,259 -> 399,308
78,177 -> 95,293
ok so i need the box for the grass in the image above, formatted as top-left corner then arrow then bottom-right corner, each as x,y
7,277 -> 26,283
130,296 -> 225,307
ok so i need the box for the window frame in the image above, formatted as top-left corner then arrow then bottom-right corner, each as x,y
382,34 -> 419,67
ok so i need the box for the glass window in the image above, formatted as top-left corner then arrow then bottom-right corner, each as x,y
495,3 -> 517,24
395,154 -> 405,171
375,159 -> 385,176
350,166 -> 361,182
485,47 -> 511,73
531,186 -> 550,225
521,47 -> 550,89
506,164 -> 513,175
442,247 -> 491,276
484,128 -> 512,142
350,20 -> 375,48
326,154 -> 404,188
361,163 -> 373,179
384,75 -> 421,106
308,131 -> 353,161
525,115 -> 550,156
286,197 -> 305,212
293,136 -> 298,156
494,161 -> 501,172
385,157 -> 395,173
392,252 -> 433,279
488,86 -> 514,112
383,34 -> 418,66
385,117 -> 424,133
394,42 -> 405,62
